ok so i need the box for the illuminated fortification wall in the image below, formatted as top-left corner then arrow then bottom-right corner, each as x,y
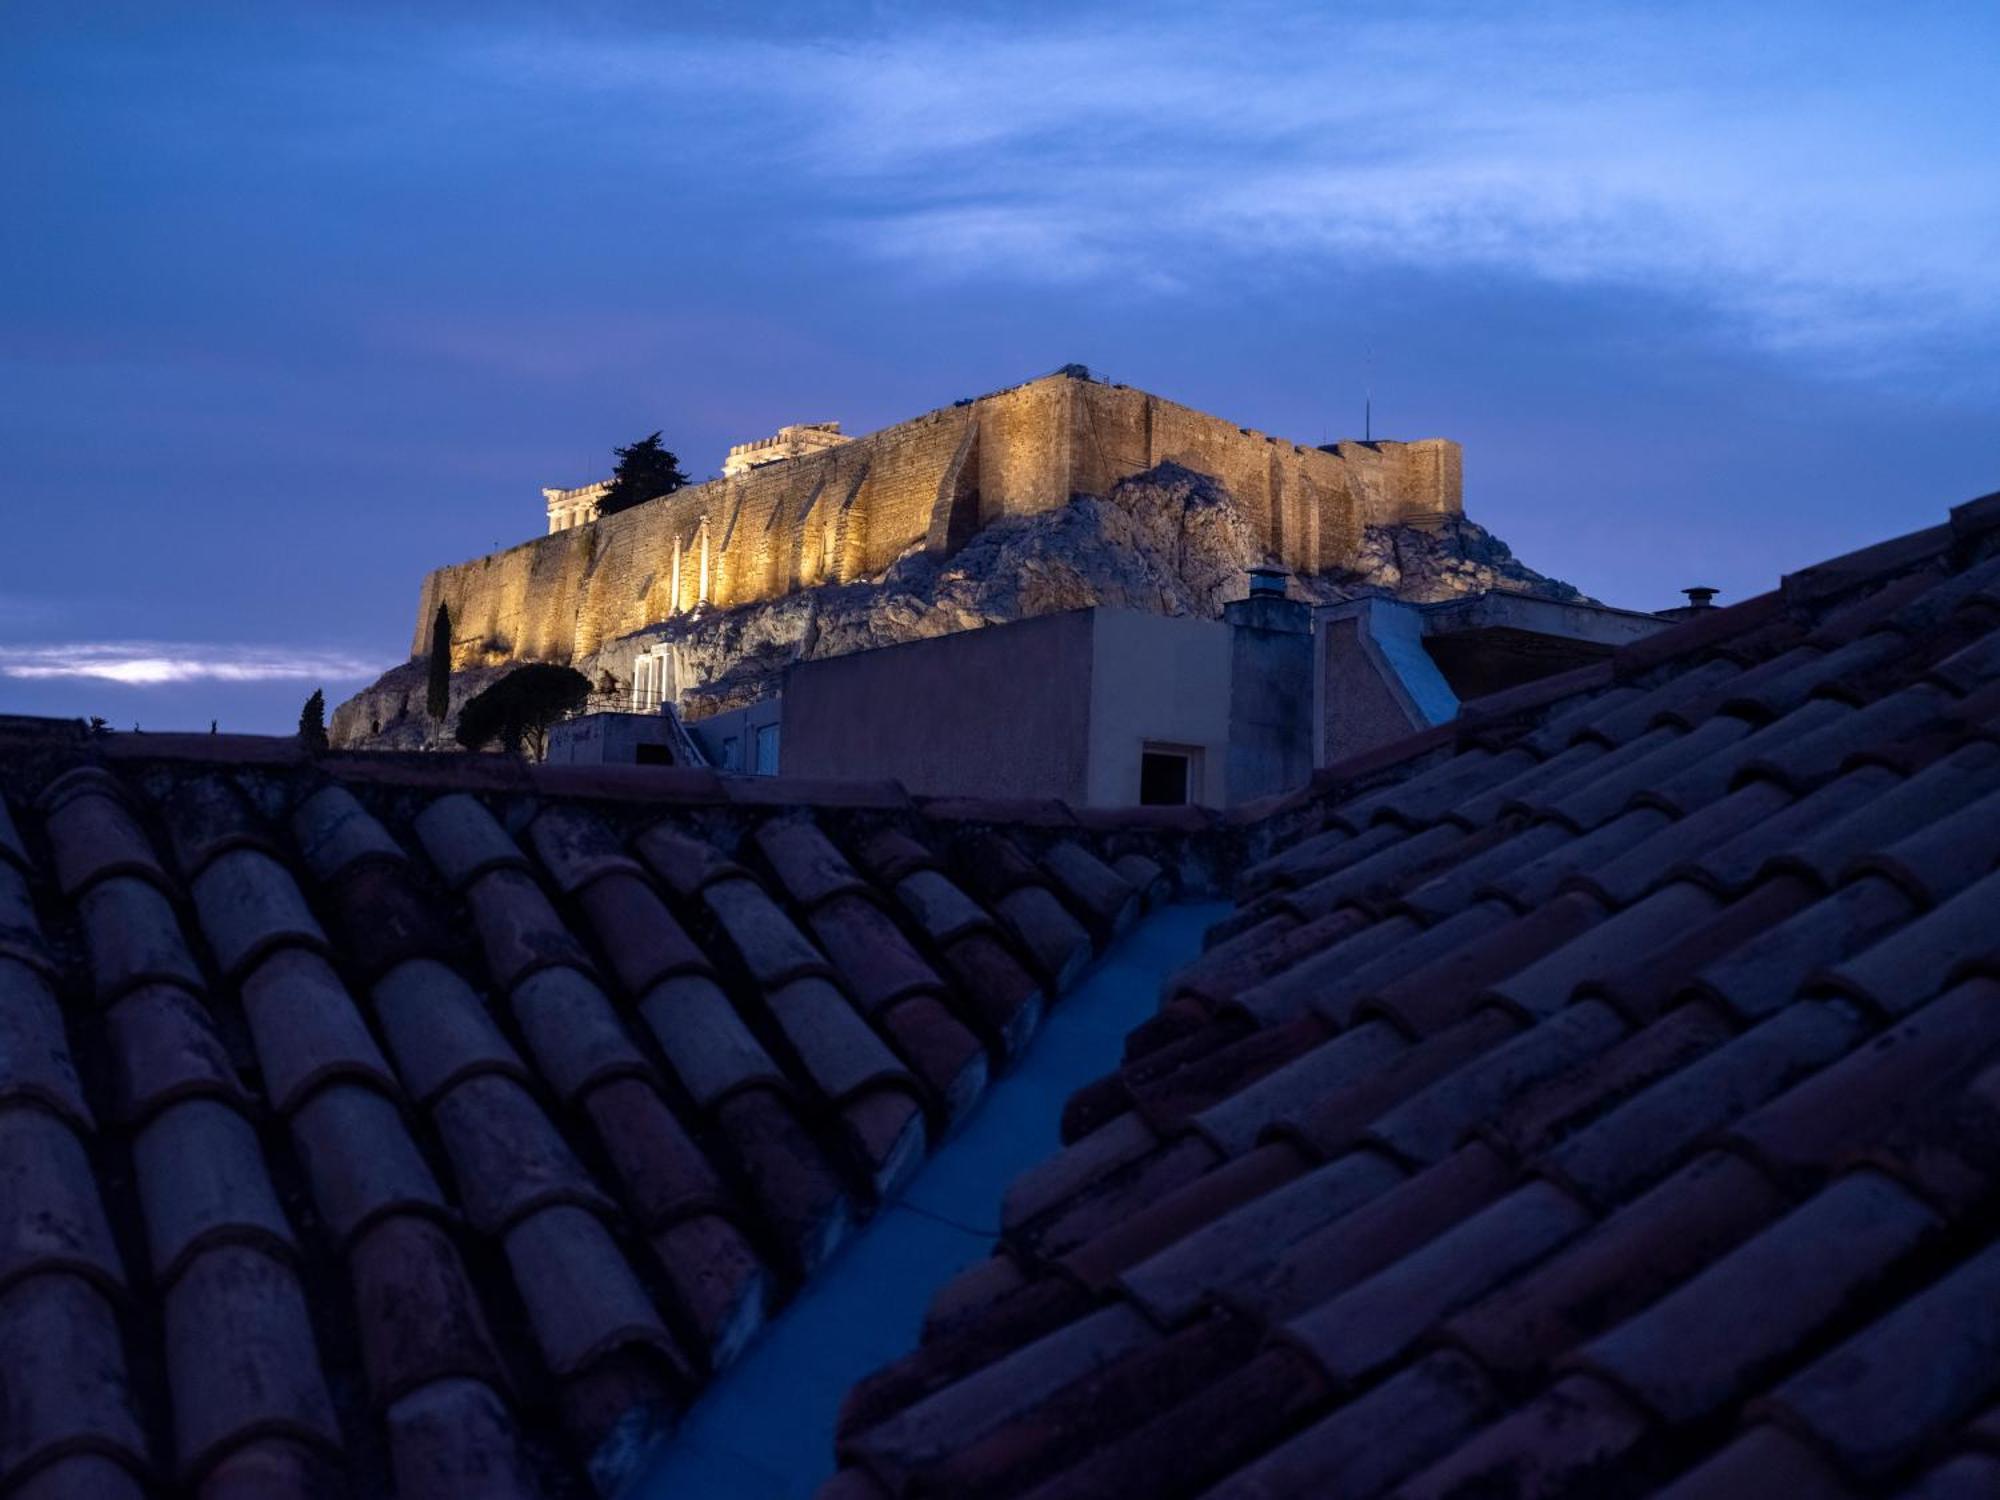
413,372 -> 1463,668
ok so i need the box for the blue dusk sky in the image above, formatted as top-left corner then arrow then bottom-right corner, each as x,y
3,1 -> 1996,733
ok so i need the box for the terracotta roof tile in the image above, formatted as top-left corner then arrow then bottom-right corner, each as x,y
871,993 -> 987,1123
1368,892 -> 1606,1036
411,793 -> 532,892
78,876 -> 205,1000
994,884 -> 1094,990
578,1075 -> 725,1230
645,1211 -> 769,1369
1398,1372 -> 1655,1499
0,795 -> 27,875
1372,1001 -> 1632,1164
1039,839 -> 1139,937
521,802 -> 645,895
0,733 -> 1180,1492
0,959 -> 93,1130
288,1083 -> 446,1247
1654,1423 -> 1859,1499
634,971 -> 787,1110
1190,1021 -> 1405,1158
369,958 -> 527,1106
1687,878 -> 1917,1024
1230,1143 -> 1514,1323
318,858 -> 457,981
1764,1235 -> 2000,1483
573,869 -> 711,992
0,1107 -> 123,1301
1726,977 -> 2000,1190
892,866 -> 995,947
1278,1009 -> 1524,1161
1226,912 -> 1424,1028
289,783 -> 407,883
1580,876 -> 1820,1025
1577,1170 -> 1942,1425
382,1377 -> 536,1500
500,1203 -> 687,1381
132,1099 -> 296,1285
508,965 -> 651,1103
193,1437 -> 340,1500
1445,1150 -> 1787,1380
805,893 -> 943,1012
1286,1179 -> 1593,1388
1210,1349 -> 1492,1500
461,866 -> 595,993
348,1214 -> 507,1402
0,1273 -> 148,1489
1816,874 -> 2000,1019
238,947 -> 398,1115
164,1244 -> 341,1480
160,775 -> 284,881
632,822 -> 742,898
41,780 -> 167,898
9,1454 -> 148,1500
430,1072 -> 613,1235
1896,1453 -> 2000,1500
1696,762 -> 1909,895
935,929 -> 1044,1057
189,848 -> 329,982
812,502 -> 2000,1497
12,495 -> 2000,1495
754,818 -> 875,910
709,1087 -> 851,1275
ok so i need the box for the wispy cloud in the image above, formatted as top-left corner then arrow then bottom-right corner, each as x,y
0,642 -> 380,686
466,2 -> 2000,375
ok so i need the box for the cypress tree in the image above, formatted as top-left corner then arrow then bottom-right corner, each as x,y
427,602 -> 452,724
297,689 -> 329,752
597,432 -> 691,517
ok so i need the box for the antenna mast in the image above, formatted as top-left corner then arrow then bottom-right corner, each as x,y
1364,347 -> 1374,442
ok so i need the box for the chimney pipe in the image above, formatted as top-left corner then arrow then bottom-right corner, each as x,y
1248,565 -> 1290,598
1682,586 -> 1719,611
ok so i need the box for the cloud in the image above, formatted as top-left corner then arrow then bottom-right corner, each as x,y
465,3 -> 2000,375
0,642 -> 381,686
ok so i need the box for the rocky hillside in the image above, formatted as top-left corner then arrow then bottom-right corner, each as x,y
332,463 -> 1583,747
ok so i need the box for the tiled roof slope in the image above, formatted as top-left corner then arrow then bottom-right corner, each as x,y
824,489 -> 2000,1500
0,736 -> 1199,1498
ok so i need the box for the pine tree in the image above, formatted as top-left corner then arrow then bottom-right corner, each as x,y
298,689 -> 329,752
427,602 -> 452,725
454,664 -> 590,761
597,432 -> 691,517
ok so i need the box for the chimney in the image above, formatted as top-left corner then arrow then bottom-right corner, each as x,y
1225,566 -> 1309,634
1682,586 -> 1719,611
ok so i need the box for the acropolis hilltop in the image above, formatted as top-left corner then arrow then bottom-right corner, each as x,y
417,367 -> 1465,674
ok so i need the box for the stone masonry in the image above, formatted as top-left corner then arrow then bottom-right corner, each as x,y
417,370 -> 1464,673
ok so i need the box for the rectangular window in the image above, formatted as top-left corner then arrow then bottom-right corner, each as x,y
720,736 -> 742,771
754,723 -> 780,776
635,743 -> 673,766
1140,749 -> 1191,806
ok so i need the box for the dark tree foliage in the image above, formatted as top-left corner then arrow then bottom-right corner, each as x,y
597,432 -> 691,517
297,689 -> 329,752
427,602 -> 452,724
454,663 -> 590,761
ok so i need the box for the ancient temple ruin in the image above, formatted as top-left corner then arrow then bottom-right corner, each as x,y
423,368 -> 1465,671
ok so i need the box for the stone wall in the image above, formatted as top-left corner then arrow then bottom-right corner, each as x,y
411,372 -> 1464,671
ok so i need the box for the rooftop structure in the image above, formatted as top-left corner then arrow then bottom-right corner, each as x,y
6,486 -> 1995,1499
541,479 -> 607,535
721,420 -> 851,478
823,485 -> 2000,1499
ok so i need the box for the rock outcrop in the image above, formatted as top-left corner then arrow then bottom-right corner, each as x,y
333,463 -> 1581,746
